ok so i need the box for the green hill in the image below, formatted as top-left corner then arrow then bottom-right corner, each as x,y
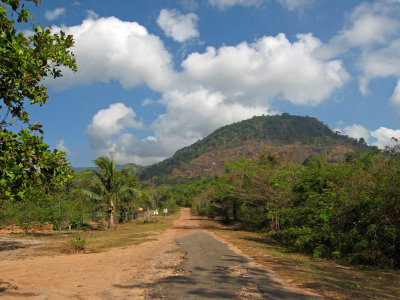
139,114 -> 376,182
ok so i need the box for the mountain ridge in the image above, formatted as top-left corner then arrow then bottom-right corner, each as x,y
139,113 -> 376,182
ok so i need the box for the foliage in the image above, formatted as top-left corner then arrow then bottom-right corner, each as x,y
0,0 -> 77,227
68,236 -> 87,252
201,151 -> 400,268
0,129 -> 72,202
0,0 -> 76,128
144,178 -> 215,215
78,156 -> 141,229
1,189 -> 52,231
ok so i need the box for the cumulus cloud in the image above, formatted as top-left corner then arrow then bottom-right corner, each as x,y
337,123 -> 400,150
86,91 -> 271,165
343,124 -> 370,141
319,1 -> 400,96
51,17 -> 357,165
371,127 -> 400,148
349,1 -> 400,97
359,39 -> 400,94
47,17 -> 174,91
157,9 -> 199,42
332,2 -> 399,50
44,8 -> 66,21
151,89 -> 270,153
181,33 -> 349,106
81,31 -> 351,165
86,103 -> 142,158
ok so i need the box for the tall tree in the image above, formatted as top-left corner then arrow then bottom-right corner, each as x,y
0,0 -> 77,203
0,0 -> 76,128
81,157 -> 140,229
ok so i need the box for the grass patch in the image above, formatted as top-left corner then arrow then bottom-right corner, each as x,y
0,214 -> 177,259
200,219 -> 400,300
79,215 -> 175,252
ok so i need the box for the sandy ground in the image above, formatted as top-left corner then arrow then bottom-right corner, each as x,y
0,209 -> 320,299
0,209 -> 197,299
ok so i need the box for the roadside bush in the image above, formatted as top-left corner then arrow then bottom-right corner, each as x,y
68,236 -> 87,252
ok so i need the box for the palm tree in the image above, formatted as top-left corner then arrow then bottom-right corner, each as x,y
81,156 -> 140,229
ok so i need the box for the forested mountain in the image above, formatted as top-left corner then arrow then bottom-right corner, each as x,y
140,114 -> 376,182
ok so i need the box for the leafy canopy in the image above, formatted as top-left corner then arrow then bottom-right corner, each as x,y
0,0 -> 76,130
0,0 -> 76,202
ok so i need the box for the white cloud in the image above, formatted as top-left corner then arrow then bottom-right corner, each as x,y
208,0 -> 263,10
337,123 -> 400,150
144,136 -> 158,142
86,91 -> 271,165
44,8 -> 66,21
157,9 -> 199,42
86,103 -> 142,158
80,31 -> 351,165
181,33 -> 349,106
56,139 -> 75,156
141,98 -> 155,106
390,80 -> 400,114
333,2 -> 399,50
48,17 -> 175,91
343,124 -> 370,141
276,0 -> 314,11
371,127 -> 400,148
359,39 -> 400,94
320,1 -> 400,95
152,89 -> 270,153
86,10 -> 99,20
108,133 -> 167,166
340,14 -> 396,48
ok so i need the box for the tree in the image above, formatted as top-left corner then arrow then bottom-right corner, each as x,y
1,0 -> 76,128
0,0 -> 76,204
0,129 -> 72,202
81,156 -> 140,229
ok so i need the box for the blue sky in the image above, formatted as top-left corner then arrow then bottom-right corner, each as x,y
15,0 -> 400,167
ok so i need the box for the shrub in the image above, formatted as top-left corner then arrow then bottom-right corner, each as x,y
68,236 -> 87,252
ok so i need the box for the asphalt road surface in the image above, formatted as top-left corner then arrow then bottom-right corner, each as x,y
148,220 -> 321,299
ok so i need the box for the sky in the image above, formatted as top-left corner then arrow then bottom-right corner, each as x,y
13,0 -> 400,167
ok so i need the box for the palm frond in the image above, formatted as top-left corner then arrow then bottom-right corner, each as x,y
73,188 -> 102,201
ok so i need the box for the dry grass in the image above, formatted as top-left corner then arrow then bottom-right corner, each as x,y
79,216 -> 175,252
200,219 -> 400,300
0,214 -> 177,258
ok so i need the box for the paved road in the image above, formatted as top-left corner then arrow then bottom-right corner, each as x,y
148,225 -> 321,299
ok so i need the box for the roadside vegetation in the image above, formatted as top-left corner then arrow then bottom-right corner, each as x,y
184,149 -> 400,269
201,218 -> 400,299
0,156 -> 179,236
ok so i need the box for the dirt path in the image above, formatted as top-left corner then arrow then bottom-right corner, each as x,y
0,209 -> 321,299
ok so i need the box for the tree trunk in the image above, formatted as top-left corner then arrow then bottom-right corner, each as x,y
233,199 -> 238,222
108,199 -> 115,229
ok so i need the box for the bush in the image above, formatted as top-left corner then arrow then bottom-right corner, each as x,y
68,236 -> 87,252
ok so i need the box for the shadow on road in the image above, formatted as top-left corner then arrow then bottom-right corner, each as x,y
147,230 -> 321,299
